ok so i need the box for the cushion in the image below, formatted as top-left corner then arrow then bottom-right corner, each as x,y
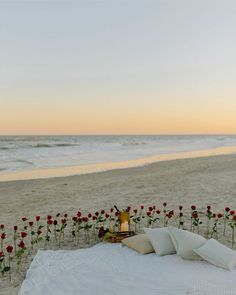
194,239 -> 236,270
168,227 -> 206,260
121,234 -> 154,254
144,227 -> 176,256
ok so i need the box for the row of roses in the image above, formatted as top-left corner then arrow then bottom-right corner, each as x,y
1,204 -> 236,281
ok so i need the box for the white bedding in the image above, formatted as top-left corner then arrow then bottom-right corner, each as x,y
18,243 -> 236,295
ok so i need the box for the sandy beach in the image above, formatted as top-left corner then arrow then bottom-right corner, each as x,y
1,153 -> 236,294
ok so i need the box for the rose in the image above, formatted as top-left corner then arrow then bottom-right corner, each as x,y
0,251 -> 4,257
61,218 -> 66,224
179,212 -> 183,217
29,221 -> 34,227
1,233 -> 6,240
72,216 -> 77,222
192,212 -> 198,219
77,211 -> 82,217
82,217 -> 88,222
148,206 -> 153,212
0,224 -> 4,230
163,202 -> 167,207
110,208 -> 114,213
37,230 -> 42,235
53,220 -> 58,225
64,213 -> 68,218
133,209 -> 138,214
47,215 -> 52,220
95,211 -> 99,217
225,207 -> 230,212
22,217 -> 27,222
217,213 -> 223,219
56,213 -> 60,217
126,206 -> 131,212
6,245 -> 13,253
21,232 -> 27,239
47,219 -> 53,225
88,213 -> 92,218
92,216 -> 97,221
191,205 -> 196,211
179,206 -> 183,211
140,205 -> 144,210
36,216 -> 40,222
14,225 -> 18,231
230,210 -> 235,215
105,213 -> 110,219
156,210 -> 161,214
147,211 -> 151,217
207,205 -> 211,210
101,209 -> 105,215
18,241 -> 25,249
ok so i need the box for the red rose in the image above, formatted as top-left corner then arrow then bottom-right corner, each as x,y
140,205 -> 144,210
92,216 -> 97,221
53,220 -> 58,225
163,202 -> 167,207
77,211 -> 82,217
47,215 -> 52,220
56,213 -> 60,217
101,209 -> 105,215
88,213 -> 92,218
82,217 -> 88,222
169,210 -> 174,216
191,205 -> 196,211
156,210 -> 161,214
217,213 -> 223,219
147,211 -> 151,216
61,218 -> 66,224
230,210 -> 235,215
126,206 -> 131,212
207,205 -> 211,210
64,213 -> 68,218
133,209 -> 138,214
72,216 -> 77,222
6,245 -> 13,253
179,206 -> 183,211
1,233 -> 6,240
192,213 -> 198,219
225,207 -> 230,212
22,217 -> 27,222
179,212 -> 183,217
0,251 -> 4,257
0,224 -> 4,230
105,213 -> 110,218
36,216 -> 40,221
233,216 -> 236,221
21,232 -> 27,238
14,225 -> 18,231
95,211 -> 99,217
29,221 -> 34,227
47,219 -> 53,225
148,206 -> 153,212
37,230 -> 42,235
110,208 -> 114,213
152,205 -> 156,210
18,241 -> 25,249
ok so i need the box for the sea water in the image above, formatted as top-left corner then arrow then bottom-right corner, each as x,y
1,135 -> 236,180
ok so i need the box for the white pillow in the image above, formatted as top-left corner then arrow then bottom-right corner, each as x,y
144,227 -> 176,256
122,234 -> 154,254
168,227 -> 206,260
194,239 -> 236,270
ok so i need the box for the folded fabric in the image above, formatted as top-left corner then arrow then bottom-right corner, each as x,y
122,234 -> 154,254
194,238 -> 236,270
144,227 -> 176,256
168,227 -> 206,260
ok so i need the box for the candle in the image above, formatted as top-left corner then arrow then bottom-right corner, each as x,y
121,221 -> 129,232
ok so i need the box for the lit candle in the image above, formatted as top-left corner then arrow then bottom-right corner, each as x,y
121,221 -> 129,232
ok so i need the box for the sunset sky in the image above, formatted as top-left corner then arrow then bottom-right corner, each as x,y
0,0 -> 236,135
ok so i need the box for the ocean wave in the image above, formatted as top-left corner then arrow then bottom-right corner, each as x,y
121,142 -> 147,146
15,159 -> 34,165
31,143 -> 78,148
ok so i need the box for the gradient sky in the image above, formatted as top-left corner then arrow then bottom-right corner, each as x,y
0,0 -> 236,135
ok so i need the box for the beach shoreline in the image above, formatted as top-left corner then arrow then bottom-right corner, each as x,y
1,153 -> 236,295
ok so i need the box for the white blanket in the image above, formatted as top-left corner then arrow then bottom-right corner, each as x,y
18,243 -> 236,295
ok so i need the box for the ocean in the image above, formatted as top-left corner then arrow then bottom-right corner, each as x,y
1,135 -> 236,181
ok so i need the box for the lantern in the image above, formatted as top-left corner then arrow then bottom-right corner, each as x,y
118,211 -> 130,233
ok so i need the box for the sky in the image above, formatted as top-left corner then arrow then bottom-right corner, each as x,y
0,0 -> 236,135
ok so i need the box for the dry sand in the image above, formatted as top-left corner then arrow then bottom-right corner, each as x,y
1,153 -> 236,294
